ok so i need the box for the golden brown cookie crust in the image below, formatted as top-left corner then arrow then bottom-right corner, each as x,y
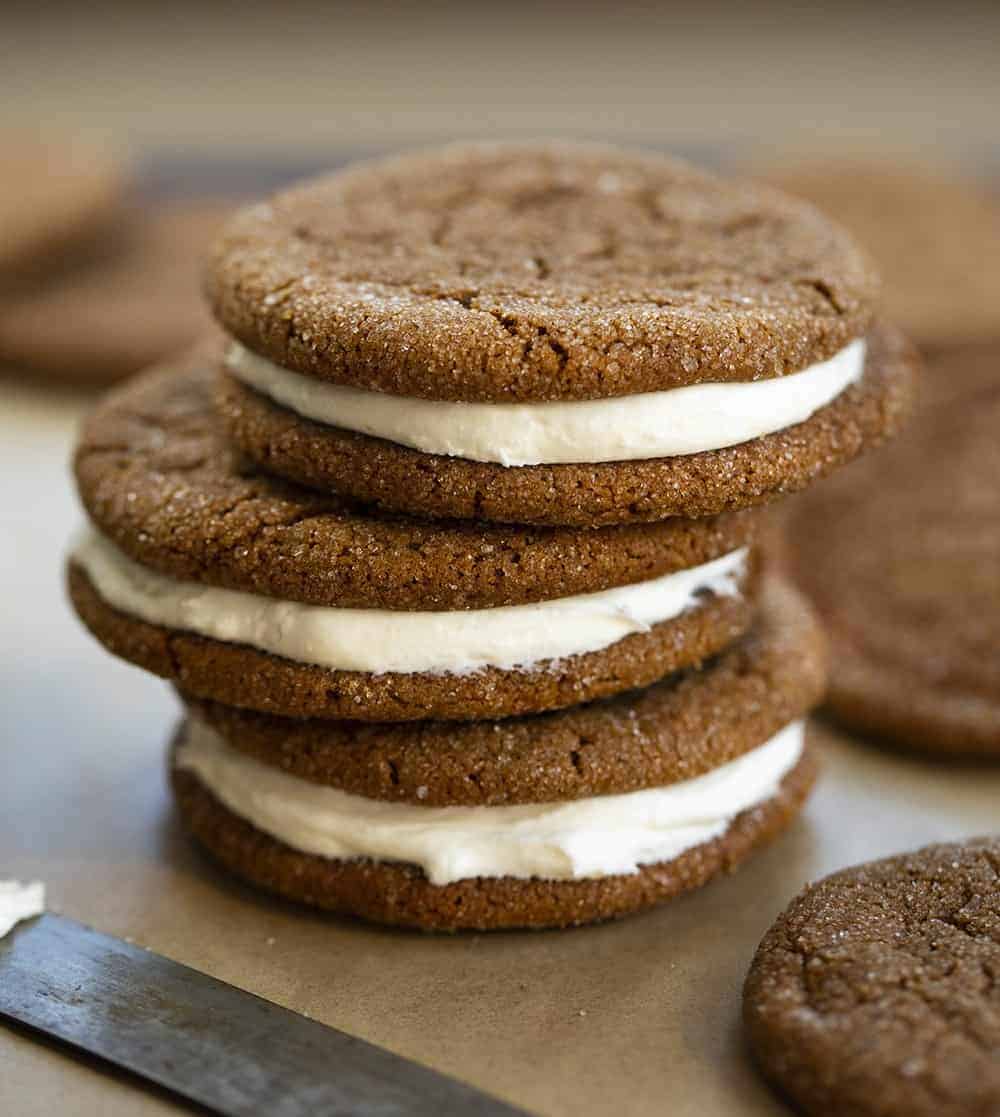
217,320 -> 916,527
68,559 -> 757,722
184,578 -> 826,804
172,743 -> 817,932
788,342 -> 1000,755
75,353 -> 758,606
205,142 -> 877,403
744,838 -> 1000,1117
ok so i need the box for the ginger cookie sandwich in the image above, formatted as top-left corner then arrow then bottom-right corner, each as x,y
68,349 -> 761,722
208,142 -> 916,527
172,577 -> 826,931
745,837 -> 1000,1117
787,344 -> 1000,756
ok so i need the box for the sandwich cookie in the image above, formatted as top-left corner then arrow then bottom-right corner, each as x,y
787,344 -> 1000,755
69,352 -> 760,722
207,142 -> 915,526
172,578 -> 826,930
744,837 -> 1000,1117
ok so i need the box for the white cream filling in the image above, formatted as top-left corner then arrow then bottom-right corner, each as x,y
176,718 -> 804,885
71,530 -> 747,676
0,880 -> 45,939
226,339 -> 866,466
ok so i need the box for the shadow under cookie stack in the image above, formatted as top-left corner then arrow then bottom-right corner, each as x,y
68,143 -> 916,931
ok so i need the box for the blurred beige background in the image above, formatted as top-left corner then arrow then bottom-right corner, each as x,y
3,0 -> 999,162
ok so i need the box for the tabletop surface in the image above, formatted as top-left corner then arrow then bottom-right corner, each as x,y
2,372 -> 998,1117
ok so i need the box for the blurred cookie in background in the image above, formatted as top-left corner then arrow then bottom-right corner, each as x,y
785,342 -> 999,757
0,134 -> 128,285
754,157 -> 1000,351
0,201 -> 231,387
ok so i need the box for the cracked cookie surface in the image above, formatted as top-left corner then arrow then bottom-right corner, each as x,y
744,837 -> 1000,1117
205,141 -> 878,403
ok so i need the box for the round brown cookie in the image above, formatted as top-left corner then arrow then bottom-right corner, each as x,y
217,319 -> 915,527
68,557 -> 756,723
74,352 -> 758,610
0,135 -> 126,284
183,578 -> 826,805
787,343 -> 1000,755
756,157 -> 1000,350
172,739 -> 817,932
0,202 -> 230,386
206,141 -> 877,404
744,837 -> 1000,1117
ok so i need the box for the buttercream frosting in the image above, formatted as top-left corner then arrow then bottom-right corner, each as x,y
226,339 -> 866,466
71,530 -> 747,676
176,718 -> 805,885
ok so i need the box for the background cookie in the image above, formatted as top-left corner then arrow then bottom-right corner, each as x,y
206,141 -> 877,402
786,343 -> 1000,755
0,202 -> 230,385
0,134 -> 127,284
755,157 -> 1000,350
744,837 -> 1000,1117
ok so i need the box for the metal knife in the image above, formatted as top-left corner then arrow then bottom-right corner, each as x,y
0,914 -> 527,1116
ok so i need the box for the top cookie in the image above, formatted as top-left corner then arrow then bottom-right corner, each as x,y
206,142 -> 877,403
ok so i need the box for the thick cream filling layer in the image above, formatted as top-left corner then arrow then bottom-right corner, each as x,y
176,718 -> 805,885
226,339 -> 866,466
72,530 -> 747,676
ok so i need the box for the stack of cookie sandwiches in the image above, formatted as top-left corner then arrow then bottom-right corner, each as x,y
68,143 -> 916,930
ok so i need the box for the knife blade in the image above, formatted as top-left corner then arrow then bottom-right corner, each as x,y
0,914 -> 527,1116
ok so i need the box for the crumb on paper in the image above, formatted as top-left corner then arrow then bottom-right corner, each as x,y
0,880 -> 46,939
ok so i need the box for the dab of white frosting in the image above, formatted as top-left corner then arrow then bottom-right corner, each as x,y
176,718 -> 804,885
71,531 -> 747,676
0,880 -> 45,938
226,338 -> 866,466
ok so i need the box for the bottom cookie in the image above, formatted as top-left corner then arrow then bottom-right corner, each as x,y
172,741 -> 817,933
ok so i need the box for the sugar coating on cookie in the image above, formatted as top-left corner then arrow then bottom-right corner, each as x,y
744,837 -> 1000,1117
206,141 -> 878,403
